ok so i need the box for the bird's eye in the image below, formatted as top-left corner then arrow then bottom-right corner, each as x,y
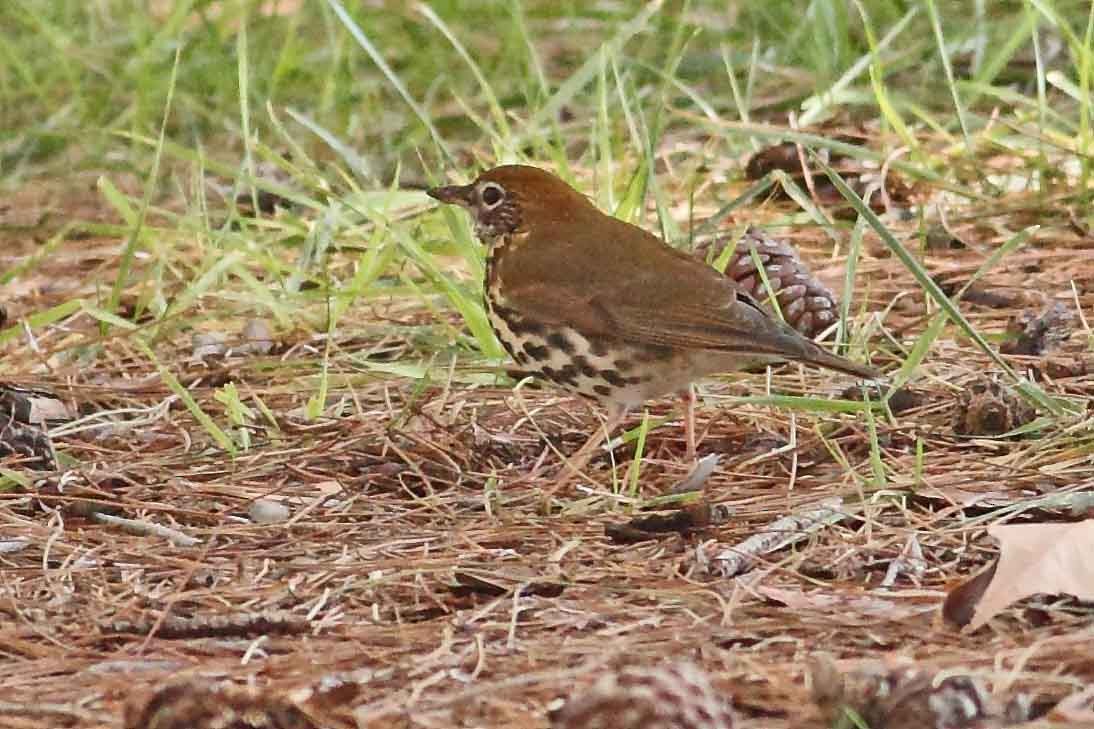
480,183 -> 504,208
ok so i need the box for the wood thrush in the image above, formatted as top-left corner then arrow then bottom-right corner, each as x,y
428,165 -> 878,494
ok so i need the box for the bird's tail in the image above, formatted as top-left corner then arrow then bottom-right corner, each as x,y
793,338 -> 880,380
735,291 -> 880,380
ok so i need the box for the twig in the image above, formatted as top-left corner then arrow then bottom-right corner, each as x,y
697,496 -> 847,578
93,512 -> 201,547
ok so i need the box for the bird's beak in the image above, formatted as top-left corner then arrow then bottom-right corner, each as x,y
426,183 -> 474,207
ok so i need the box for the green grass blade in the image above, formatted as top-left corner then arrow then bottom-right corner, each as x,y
625,411 -> 651,499
715,394 -> 882,414
814,155 -> 1068,416
688,176 -> 775,245
0,299 -> 83,346
106,46 -> 180,330
135,340 -> 236,455
838,216 -> 866,353
237,10 -> 257,213
799,5 -> 918,126
325,0 -> 454,162
393,228 -> 502,359
924,0 -> 971,149
528,0 -> 664,130
285,107 -> 372,181
416,3 -> 511,144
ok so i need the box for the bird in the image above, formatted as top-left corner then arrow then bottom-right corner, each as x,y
427,165 -> 878,497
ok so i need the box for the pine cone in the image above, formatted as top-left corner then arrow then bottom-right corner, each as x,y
744,137 -> 915,212
125,681 -> 320,729
1000,301 -> 1073,356
0,420 -> 54,470
952,378 -> 1036,437
551,663 -> 734,729
809,654 -> 1029,729
724,227 -> 840,338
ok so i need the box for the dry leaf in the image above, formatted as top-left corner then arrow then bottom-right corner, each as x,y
668,453 -> 721,494
943,520 -> 1094,630
451,565 -> 565,598
942,560 -> 997,628
0,385 -> 73,425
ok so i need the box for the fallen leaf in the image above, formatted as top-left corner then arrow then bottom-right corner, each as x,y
451,566 -> 565,598
942,560 -> 996,628
0,385 -> 73,425
943,520 -> 1094,630
249,499 -> 291,524
605,498 -> 717,544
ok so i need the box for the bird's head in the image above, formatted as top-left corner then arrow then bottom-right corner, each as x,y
427,165 -> 594,244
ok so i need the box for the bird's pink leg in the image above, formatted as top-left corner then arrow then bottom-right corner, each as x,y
681,385 -> 697,462
541,404 -> 627,510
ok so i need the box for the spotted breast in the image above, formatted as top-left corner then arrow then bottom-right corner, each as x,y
484,237 -> 685,409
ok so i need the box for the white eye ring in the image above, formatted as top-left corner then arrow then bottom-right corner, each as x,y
480,182 -> 505,208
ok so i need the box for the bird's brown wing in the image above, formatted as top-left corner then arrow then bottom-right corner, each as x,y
599,299 -> 805,358
499,216 -> 877,378
500,279 -> 799,357
501,280 -> 877,379
501,214 -> 800,356
436,162 -> 874,376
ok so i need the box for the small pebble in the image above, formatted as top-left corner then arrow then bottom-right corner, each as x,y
924,224 -> 966,250
191,332 -> 228,361
240,319 -> 274,355
249,499 -> 290,524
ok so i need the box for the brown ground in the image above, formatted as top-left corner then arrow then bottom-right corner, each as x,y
2,160 -> 1093,728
